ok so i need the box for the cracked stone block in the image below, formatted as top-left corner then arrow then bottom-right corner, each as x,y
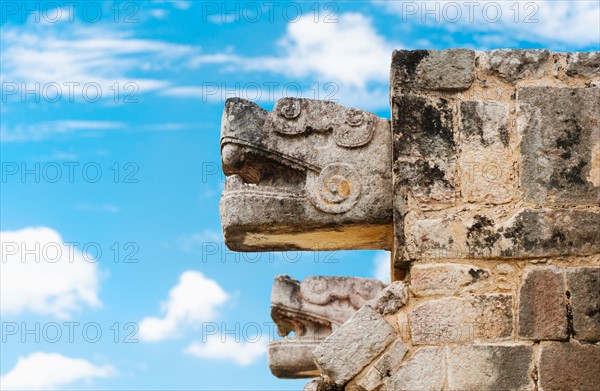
410,263 -> 491,296
392,94 -> 456,212
391,49 -> 475,93
567,267 -> 600,342
356,340 -> 408,391
370,281 -> 409,315
483,49 -> 550,81
518,87 -> 600,204
409,295 -> 513,344
538,342 -> 600,391
313,305 -> 397,386
447,345 -> 534,390
519,268 -> 568,340
384,347 -> 445,391
407,208 -> 600,261
459,100 -> 513,204
564,51 -> 600,78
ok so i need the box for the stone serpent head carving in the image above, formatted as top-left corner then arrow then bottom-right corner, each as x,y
220,97 -> 393,252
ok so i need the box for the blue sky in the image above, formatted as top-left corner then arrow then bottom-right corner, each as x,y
0,1 -> 598,389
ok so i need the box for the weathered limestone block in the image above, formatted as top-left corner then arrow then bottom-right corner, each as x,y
409,294 -> 513,344
391,49 -> 475,93
447,344 -> 534,390
369,281 -> 409,315
410,263 -> 491,296
482,49 -> 550,81
519,87 -> 600,204
538,342 -> 600,391
220,97 -> 393,252
392,95 -> 456,211
519,268 -> 568,340
356,340 -> 408,391
407,208 -> 600,260
384,347 -> 446,391
459,100 -> 513,204
313,306 -> 397,386
567,267 -> 600,342
268,275 -> 385,378
564,52 -> 600,78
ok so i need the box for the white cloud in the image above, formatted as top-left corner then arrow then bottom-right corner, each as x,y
0,227 -> 101,319
185,335 -> 267,366
1,352 -> 115,390
373,251 -> 391,283
139,271 -> 229,341
253,12 -> 394,88
379,1 -> 600,48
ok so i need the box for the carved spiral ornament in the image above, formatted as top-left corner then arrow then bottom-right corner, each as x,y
307,163 -> 361,214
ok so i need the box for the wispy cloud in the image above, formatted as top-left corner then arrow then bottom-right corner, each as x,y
1,120 -> 124,142
1,352 -> 116,390
378,0 -> 600,49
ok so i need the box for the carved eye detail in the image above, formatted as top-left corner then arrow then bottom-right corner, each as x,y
306,163 -> 361,214
345,109 -> 364,126
278,99 -> 302,119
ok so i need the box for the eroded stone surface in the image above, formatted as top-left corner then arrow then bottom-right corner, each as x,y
410,263 -> 491,296
519,268 -> 568,340
538,342 -> 600,391
567,267 -> 600,342
370,281 -> 409,315
384,347 -> 446,391
391,49 -> 475,93
407,208 -> 600,260
519,87 -> 600,204
356,340 -> 408,391
483,49 -> 549,81
564,51 -> 600,78
313,306 -> 397,386
303,377 -> 341,391
220,97 -> 393,252
410,295 -> 513,344
269,275 -> 385,378
393,95 -> 456,211
459,100 -> 513,204
447,345 -> 534,390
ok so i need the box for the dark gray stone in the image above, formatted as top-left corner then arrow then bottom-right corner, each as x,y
567,267 -> 600,342
518,87 -> 600,204
391,49 -> 475,93
518,268 -> 568,340
392,94 -> 456,211
447,345 -> 534,390
538,342 -> 600,391
484,49 -> 549,82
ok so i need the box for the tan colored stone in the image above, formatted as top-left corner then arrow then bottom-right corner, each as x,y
410,295 -> 513,344
384,347 -> 445,391
410,263 -> 491,296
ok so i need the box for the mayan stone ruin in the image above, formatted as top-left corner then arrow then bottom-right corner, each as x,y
219,49 -> 600,390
